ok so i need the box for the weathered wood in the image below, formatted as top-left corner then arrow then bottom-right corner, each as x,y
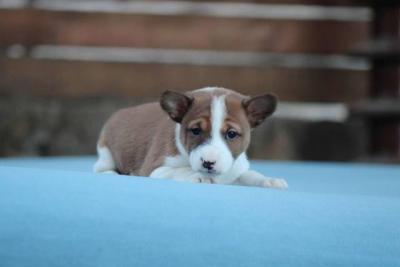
0,58 -> 368,102
369,121 -> 400,159
351,99 -> 400,118
350,38 -> 400,64
0,9 -> 369,54
203,0 -> 400,6
186,0 -> 400,6
368,5 -> 400,158
20,0 -> 397,7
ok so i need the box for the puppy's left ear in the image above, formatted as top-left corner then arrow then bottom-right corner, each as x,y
242,93 -> 277,128
160,90 -> 194,123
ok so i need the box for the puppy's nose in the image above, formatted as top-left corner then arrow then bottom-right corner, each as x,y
202,159 -> 216,170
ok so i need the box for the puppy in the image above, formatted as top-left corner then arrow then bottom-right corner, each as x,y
93,87 -> 287,189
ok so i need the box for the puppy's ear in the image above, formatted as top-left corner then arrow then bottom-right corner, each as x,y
242,93 -> 277,128
160,91 -> 194,123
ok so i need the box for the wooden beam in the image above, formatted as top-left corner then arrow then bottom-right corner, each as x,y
369,5 -> 400,158
0,58 -> 368,102
198,0 -> 400,6
3,0 -> 398,8
0,8 -> 369,54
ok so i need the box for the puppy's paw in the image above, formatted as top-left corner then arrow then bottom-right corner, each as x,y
262,178 -> 288,190
196,177 -> 214,184
184,172 -> 212,184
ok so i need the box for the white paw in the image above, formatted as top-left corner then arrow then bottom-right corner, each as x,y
197,177 -> 214,184
173,170 -> 211,184
262,178 -> 288,190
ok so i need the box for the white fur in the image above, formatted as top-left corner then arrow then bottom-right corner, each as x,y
164,154 -> 190,168
151,152 -> 249,184
235,170 -> 288,189
175,124 -> 188,157
213,152 -> 249,184
189,95 -> 233,175
93,145 -> 117,174
193,87 -> 218,93
150,164 -> 212,183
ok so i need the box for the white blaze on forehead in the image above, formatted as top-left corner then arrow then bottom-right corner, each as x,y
206,94 -> 233,172
211,95 -> 227,138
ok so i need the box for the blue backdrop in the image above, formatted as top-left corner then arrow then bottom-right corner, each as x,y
1,157 -> 399,267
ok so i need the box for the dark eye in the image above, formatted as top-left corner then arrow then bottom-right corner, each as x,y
226,129 -> 239,140
190,127 -> 202,136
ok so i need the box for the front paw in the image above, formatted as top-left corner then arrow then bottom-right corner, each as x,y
185,172 -> 213,184
263,178 -> 288,190
197,177 -> 214,184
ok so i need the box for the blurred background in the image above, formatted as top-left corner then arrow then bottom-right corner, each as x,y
0,0 -> 399,163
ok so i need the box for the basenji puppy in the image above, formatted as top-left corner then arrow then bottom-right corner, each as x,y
94,87 -> 288,189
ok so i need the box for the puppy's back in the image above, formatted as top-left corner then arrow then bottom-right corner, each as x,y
99,102 -> 176,175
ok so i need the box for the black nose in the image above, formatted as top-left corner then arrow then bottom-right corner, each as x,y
202,160 -> 216,170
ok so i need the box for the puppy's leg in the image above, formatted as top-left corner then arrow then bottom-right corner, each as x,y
235,170 -> 288,189
150,166 -> 212,183
93,145 -> 118,174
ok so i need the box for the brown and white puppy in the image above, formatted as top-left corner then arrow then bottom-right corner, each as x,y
93,87 -> 287,189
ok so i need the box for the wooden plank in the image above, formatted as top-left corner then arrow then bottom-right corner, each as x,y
0,58 -> 368,102
186,0 -> 399,6
350,39 -> 400,64
370,121 -> 400,158
24,45 -> 369,71
351,99 -> 400,118
4,0 -> 397,8
0,8 -> 369,54
2,1 -> 371,22
369,4 -> 400,158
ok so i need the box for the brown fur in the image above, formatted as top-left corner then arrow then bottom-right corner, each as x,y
99,87 -> 276,176
224,93 -> 252,157
101,103 -> 177,176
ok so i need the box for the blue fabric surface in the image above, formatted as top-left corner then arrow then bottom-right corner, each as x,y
0,157 -> 399,267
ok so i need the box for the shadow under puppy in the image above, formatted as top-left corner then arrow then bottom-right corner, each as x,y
94,87 -> 288,189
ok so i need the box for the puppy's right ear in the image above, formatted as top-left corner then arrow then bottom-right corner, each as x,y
160,91 -> 194,123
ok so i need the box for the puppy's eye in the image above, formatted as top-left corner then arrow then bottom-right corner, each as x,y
190,127 -> 202,136
226,129 -> 239,140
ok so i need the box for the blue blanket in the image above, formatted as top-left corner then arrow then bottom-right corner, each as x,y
0,157 -> 399,267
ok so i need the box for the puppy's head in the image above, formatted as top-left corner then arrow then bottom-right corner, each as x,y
160,88 -> 277,176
